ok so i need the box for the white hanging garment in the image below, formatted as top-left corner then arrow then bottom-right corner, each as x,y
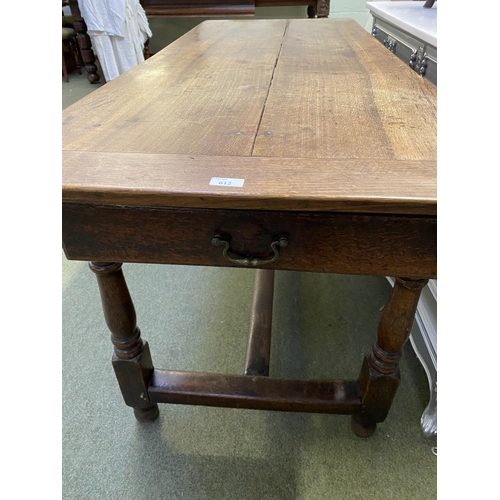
78,0 -> 152,82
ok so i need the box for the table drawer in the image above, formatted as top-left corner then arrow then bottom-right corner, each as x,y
62,204 -> 436,279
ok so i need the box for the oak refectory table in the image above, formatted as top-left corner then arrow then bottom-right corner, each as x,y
62,19 -> 437,437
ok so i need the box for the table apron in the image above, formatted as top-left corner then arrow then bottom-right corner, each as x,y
62,203 -> 436,278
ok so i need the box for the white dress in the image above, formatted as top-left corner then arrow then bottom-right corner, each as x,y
78,0 -> 152,82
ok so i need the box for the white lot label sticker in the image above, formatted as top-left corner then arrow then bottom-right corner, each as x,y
209,177 -> 245,187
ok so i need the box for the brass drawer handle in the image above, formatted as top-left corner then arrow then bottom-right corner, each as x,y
211,234 -> 288,267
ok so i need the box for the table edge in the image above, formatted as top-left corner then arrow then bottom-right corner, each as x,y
62,151 -> 437,215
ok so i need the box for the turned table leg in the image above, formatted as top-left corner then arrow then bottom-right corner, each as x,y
89,262 -> 159,422
307,5 -> 317,18
69,0 -> 101,84
351,277 -> 428,437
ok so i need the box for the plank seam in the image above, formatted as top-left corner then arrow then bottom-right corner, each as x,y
249,19 -> 290,156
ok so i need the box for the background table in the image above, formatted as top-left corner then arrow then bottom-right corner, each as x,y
69,0 -> 330,83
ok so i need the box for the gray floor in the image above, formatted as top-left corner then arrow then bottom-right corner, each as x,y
62,40 -> 437,500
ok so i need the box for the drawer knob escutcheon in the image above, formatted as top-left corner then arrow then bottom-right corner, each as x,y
211,234 -> 288,267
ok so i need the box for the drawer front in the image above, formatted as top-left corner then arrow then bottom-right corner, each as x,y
62,204 -> 437,279
372,18 -> 423,49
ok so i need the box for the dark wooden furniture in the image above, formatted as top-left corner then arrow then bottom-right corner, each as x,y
62,3 -> 81,82
69,0 -> 330,83
62,27 -> 82,82
62,19 -> 437,437
141,0 -> 330,17
68,0 -> 101,83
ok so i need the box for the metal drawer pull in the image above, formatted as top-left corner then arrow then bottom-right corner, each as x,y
419,58 -> 428,76
383,36 -> 397,54
212,234 -> 288,267
409,50 -> 417,69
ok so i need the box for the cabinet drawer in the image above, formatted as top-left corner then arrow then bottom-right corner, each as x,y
421,45 -> 437,86
62,203 -> 436,279
372,18 -> 420,68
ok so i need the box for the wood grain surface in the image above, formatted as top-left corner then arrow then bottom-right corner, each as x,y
62,151 -> 436,214
62,20 -> 288,156
62,204 -> 437,278
62,19 -> 437,214
252,20 -> 437,160
149,369 -> 361,413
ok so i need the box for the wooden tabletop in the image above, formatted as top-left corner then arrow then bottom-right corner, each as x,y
62,19 -> 437,215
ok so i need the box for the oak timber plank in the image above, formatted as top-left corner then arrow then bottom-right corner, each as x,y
62,151 -> 436,215
62,20 -> 287,156
244,269 -> 275,376
252,19 -> 437,161
148,370 -> 361,413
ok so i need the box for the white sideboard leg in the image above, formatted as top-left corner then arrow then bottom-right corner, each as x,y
387,277 -> 437,436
